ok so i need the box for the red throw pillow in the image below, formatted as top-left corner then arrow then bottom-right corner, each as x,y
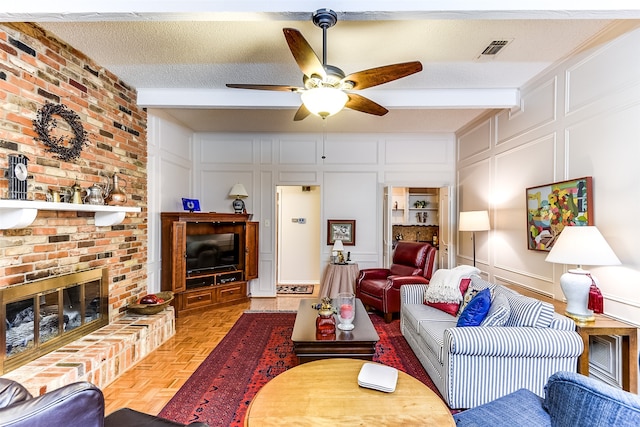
425,278 -> 471,316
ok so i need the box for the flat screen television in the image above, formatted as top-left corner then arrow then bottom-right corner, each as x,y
185,233 -> 240,274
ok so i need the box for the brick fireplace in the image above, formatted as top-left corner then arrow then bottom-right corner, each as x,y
1,269 -> 108,374
0,23 -> 155,392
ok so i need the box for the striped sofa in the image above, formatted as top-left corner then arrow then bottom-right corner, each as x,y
400,276 -> 584,409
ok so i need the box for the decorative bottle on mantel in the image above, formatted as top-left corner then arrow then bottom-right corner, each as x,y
106,173 -> 127,206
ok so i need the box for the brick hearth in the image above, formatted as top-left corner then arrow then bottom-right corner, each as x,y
2,308 -> 174,396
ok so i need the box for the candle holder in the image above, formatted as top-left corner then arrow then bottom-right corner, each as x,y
336,292 -> 355,331
313,297 -> 336,336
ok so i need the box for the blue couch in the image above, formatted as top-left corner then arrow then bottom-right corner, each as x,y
453,371 -> 640,426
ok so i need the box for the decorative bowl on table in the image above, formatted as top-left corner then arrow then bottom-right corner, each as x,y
128,291 -> 174,315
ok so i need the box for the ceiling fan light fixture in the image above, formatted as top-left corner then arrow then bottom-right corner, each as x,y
301,87 -> 348,118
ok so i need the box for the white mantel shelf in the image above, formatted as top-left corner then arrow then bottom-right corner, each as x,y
0,200 -> 141,229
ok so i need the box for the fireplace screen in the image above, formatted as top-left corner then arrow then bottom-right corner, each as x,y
1,269 -> 108,373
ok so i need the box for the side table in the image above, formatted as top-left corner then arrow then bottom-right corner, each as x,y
575,315 -> 638,393
319,263 -> 359,298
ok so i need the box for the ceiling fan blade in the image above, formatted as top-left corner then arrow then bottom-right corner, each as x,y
226,83 -> 302,92
342,61 -> 423,90
293,104 -> 311,121
345,93 -> 389,116
283,28 -> 326,79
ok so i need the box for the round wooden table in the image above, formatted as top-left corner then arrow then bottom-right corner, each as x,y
244,358 -> 454,426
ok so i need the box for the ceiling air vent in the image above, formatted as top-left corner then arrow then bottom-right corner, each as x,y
480,40 -> 510,56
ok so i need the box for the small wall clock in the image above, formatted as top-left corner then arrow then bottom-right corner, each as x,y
7,154 -> 29,200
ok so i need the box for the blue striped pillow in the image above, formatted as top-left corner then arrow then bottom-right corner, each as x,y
480,293 -> 510,326
496,289 -> 554,328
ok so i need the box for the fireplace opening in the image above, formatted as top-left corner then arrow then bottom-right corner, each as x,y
1,269 -> 109,374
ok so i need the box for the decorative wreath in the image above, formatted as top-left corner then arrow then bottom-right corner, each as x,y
33,102 -> 89,161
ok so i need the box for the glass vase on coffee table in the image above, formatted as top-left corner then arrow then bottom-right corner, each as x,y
336,292 -> 355,331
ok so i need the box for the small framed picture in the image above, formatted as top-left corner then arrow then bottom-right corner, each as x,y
327,220 -> 356,246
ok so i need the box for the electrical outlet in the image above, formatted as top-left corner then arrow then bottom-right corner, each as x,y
298,218 -> 306,224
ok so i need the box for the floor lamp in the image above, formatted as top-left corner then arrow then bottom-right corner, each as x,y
459,210 -> 490,267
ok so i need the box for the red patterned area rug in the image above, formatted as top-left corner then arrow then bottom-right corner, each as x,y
158,312 -> 445,426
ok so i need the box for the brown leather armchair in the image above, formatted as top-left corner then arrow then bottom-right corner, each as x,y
356,241 -> 437,322
0,378 -> 207,427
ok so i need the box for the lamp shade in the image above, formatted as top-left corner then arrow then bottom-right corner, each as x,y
228,183 -> 248,198
459,210 -> 490,231
301,87 -> 348,118
545,226 -> 620,267
332,239 -> 344,252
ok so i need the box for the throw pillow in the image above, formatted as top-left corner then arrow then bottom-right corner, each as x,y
457,275 -> 497,316
426,278 -> 471,316
457,288 -> 492,327
480,293 -> 511,327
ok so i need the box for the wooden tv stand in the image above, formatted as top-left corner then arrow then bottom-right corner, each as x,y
160,212 -> 259,315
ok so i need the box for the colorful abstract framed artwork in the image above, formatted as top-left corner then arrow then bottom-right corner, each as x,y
526,177 -> 593,251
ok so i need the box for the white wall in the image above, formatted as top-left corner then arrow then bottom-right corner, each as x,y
147,110 -> 194,293
456,26 -> 640,327
186,132 -> 456,296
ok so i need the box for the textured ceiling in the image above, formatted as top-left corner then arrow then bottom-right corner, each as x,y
5,3 -> 640,133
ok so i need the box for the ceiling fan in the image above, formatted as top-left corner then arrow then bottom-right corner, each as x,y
226,8 -> 423,121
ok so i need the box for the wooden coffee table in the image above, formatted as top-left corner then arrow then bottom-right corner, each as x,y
244,358 -> 455,426
291,298 -> 379,364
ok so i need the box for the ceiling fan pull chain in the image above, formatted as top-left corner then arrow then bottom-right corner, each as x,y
321,118 -> 327,160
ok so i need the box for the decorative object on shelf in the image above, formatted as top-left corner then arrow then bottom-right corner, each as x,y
105,173 -> 127,206
128,292 -> 174,315
84,183 -> 107,205
413,200 -> 429,208
336,292 -> 355,331
416,212 -> 429,223
33,102 -> 88,162
327,219 -> 356,245
46,188 -> 61,203
394,201 -> 398,209
459,210 -> 490,267
545,226 -> 620,323
7,154 -> 29,200
313,297 -> 336,336
63,181 -> 84,204
526,177 -> 593,251
229,183 -> 248,213
332,239 -> 345,264
181,198 -> 201,212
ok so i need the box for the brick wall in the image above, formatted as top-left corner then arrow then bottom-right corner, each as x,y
0,23 -> 147,319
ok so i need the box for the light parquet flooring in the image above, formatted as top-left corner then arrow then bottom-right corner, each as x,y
102,291 -> 317,416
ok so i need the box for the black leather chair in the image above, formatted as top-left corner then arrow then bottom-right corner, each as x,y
0,378 -> 207,427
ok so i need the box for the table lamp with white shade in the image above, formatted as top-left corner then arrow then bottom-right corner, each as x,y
459,210 -> 491,267
332,239 -> 345,264
228,183 -> 248,213
545,226 -> 620,322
